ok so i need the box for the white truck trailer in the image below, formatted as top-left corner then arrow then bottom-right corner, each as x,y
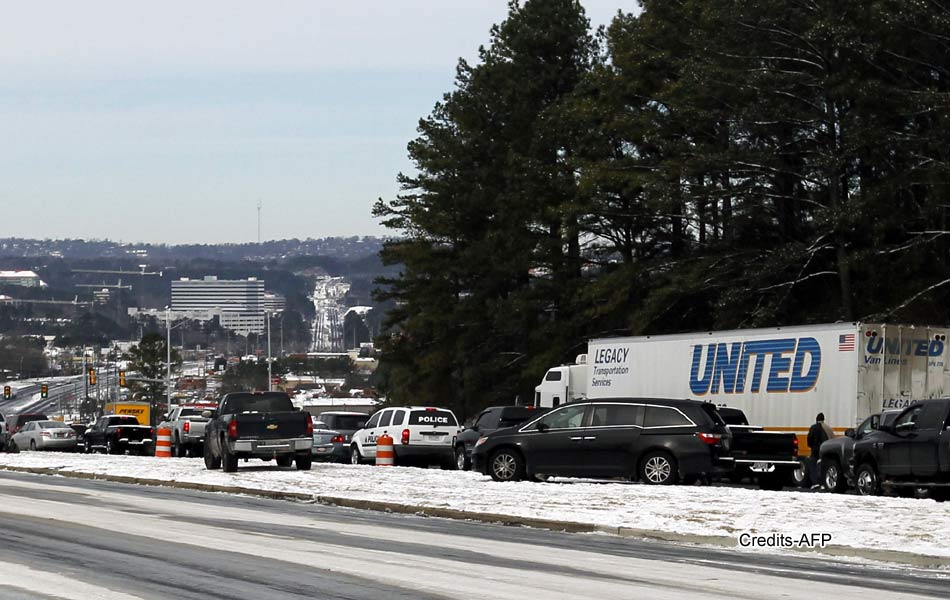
535,323 -> 949,453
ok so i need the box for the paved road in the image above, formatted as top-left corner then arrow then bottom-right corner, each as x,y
0,472 -> 945,599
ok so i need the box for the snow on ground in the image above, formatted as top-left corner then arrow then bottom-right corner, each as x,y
1,452 -> 947,560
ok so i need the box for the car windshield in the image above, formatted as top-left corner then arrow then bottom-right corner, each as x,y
224,393 -> 294,413
326,415 -> 368,430
37,421 -> 70,429
178,408 -> 205,417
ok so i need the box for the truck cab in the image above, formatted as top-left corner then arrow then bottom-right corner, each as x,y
534,355 -> 588,408
851,398 -> 950,499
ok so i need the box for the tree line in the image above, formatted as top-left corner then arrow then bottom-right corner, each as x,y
373,0 -> 950,419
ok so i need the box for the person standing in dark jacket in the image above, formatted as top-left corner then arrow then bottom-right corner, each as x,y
806,413 -> 830,487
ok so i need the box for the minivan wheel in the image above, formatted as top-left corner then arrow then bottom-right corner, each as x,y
640,451 -> 677,485
855,463 -> 880,496
489,449 -> 525,482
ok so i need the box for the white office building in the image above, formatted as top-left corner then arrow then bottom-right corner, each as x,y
171,276 -> 266,335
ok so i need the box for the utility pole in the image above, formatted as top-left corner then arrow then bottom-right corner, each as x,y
166,307 -> 172,420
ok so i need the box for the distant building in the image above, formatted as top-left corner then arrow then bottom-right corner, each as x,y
0,270 -> 45,287
92,288 -> 112,304
171,276 -> 266,335
263,292 -> 286,314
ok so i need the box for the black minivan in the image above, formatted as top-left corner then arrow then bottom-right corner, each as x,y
471,398 -> 732,484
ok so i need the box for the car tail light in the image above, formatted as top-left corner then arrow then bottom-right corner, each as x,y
426,407 -> 437,412
183,421 -> 190,433
793,436 -> 799,457
697,432 -> 722,445
331,435 -> 344,444
227,419 -> 238,439
306,418 -> 314,436
116,428 -> 123,437
401,428 -> 410,445
41,431 -> 51,437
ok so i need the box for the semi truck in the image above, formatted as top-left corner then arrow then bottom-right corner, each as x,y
534,323 -> 950,457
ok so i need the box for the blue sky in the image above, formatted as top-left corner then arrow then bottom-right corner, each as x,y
0,1 -> 632,244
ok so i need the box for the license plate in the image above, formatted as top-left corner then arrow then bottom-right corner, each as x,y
316,447 -> 327,453
751,462 -> 773,472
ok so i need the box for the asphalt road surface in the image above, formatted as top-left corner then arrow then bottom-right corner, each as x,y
0,472 -> 946,599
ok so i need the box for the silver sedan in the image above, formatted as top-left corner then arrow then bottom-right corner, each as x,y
12,420 -> 78,452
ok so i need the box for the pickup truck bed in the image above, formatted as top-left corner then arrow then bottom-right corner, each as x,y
719,408 -> 799,490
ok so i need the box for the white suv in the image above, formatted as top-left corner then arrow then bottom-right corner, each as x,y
349,406 -> 460,469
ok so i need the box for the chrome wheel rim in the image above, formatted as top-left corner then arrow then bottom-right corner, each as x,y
645,456 -> 671,483
857,470 -> 875,495
456,449 -> 466,471
492,454 -> 516,480
824,464 -> 839,490
350,448 -> 360,464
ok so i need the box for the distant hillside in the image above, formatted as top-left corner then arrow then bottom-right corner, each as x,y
0,236 -> 386,262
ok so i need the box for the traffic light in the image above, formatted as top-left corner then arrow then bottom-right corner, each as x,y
88,368 -> 97,386
40,384 -> 48,399
2,386 -> 9,400
119,370 -> 126,386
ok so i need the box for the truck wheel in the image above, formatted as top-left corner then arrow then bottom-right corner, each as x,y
276,455 -> 293,468
203,439 -> 221,470
791,459 -> 809,488
855,463 -> 881,496
822,459 -> 847,493
639,451 -> 678,485
488,448 -> 525,482
455,446 -> 469,471
106,439 -> 119,455
295,453 -> 312,471
221,444 -> 238,473
172,435 -> 183,458
84,439 -> 92,454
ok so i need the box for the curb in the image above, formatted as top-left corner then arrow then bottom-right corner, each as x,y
3,465 -> 949,568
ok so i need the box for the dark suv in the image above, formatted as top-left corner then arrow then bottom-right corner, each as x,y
455,406 -> 542,470
472,398 -> 732,484
5,413 -> 48,435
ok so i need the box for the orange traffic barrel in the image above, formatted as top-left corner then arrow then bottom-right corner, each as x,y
375,434 -> 394,466
155,427 -> 172,458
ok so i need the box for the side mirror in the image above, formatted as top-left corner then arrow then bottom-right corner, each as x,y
537,421 -> 549,433
201,410 -> 213,419
162,414 -> 170,421
869,415 -> 880,430
845,428 -> 856,438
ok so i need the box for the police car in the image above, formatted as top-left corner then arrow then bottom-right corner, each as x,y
349,406 -> 460,469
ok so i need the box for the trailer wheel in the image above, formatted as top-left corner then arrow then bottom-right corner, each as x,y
855,463 -> 881,496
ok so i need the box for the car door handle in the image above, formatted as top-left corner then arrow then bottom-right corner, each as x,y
583,436 -> 596,441
569,436 -> 584,441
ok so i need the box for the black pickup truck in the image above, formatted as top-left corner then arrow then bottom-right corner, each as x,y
203,392 -> 313,472
851,398 -> 950,501
818,410 -> 901,493
83,415 -> 154,455
718,407 -> 800,491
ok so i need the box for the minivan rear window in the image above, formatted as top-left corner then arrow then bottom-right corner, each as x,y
643,406 -> 692,428
408,410 -> 457,427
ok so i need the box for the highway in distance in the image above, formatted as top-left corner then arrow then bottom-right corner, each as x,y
0,471 -> 945,599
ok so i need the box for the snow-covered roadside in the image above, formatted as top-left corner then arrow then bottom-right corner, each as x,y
1,452 -> 947,560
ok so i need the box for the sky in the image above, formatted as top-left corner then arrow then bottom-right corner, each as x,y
0,1 -> 633,245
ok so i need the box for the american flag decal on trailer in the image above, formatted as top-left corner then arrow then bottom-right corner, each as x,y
838,334 -> 855,351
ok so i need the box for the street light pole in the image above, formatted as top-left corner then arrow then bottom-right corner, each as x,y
266,311 -> 273,391
166,307 -> 172,419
